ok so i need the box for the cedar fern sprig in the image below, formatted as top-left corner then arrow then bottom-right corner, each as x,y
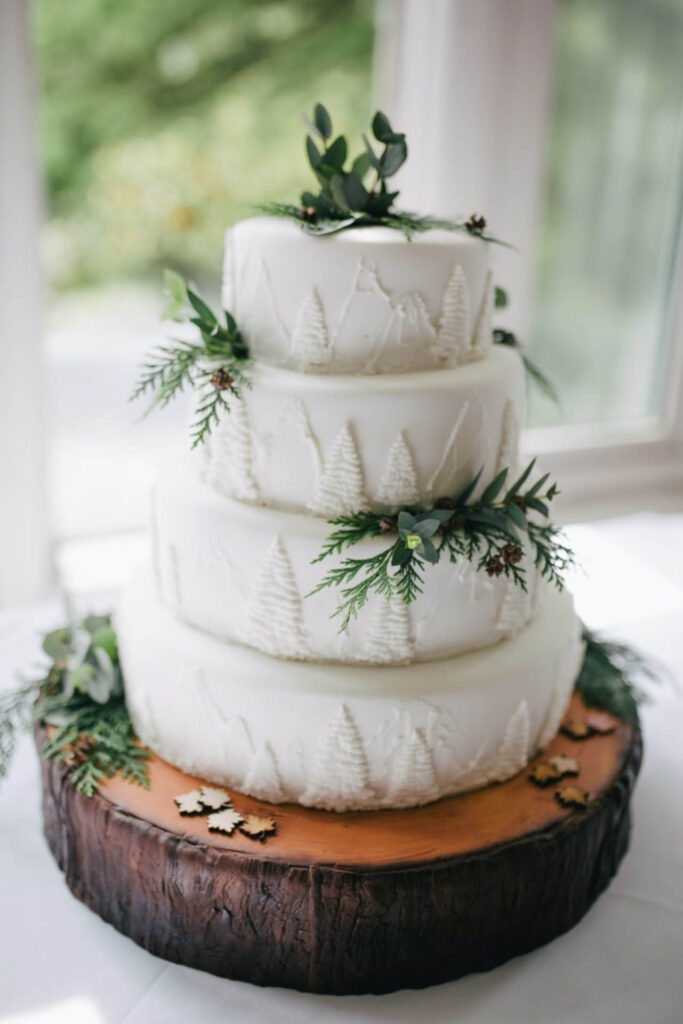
310,459 -> 573,630
0,615 -> 149,796
131,269 -> 250,446
575,628 -> 657,729
493,328 -> 559,405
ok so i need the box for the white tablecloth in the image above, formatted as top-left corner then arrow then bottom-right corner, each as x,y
2,514 -> 683,1024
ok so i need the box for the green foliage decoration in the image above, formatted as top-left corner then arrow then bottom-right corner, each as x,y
131,269 -> 250,448
575,628 -> 656,729
493,328 -> 560,406
0,615 -> 149,796
258,103 -> 510,243
310,459 -> 574,631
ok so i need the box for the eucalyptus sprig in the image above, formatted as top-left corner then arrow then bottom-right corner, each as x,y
309,459 -> 574,631
131,269 -> 250,448
257,104 -> 509,245
0,615 -> 149,796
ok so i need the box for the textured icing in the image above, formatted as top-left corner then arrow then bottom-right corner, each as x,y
154,462 -> 547,663
223,218 -> 492,374
199,347 -> 525,513
119,565 -> 583,811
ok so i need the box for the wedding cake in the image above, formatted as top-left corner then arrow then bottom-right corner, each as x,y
118,214 -> 583,812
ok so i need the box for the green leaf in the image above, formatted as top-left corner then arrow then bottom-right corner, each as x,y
372,111 -> 393,142
454,468 -> 483,505
479,467 -> 509,505
330,175 -> 350,211
187,289 -> 217,327
362,134 -> 381,172
351,152 -> 372,179
344,171 -> 369,210
306,135 -> 322,169
413,518 -> 441,538
323,135 -> 347,170
380,139 -> 408,177
504,501 -> 528,531
314,103 -> 332,141
391,544 -> 413,567
506,459 -> 536,500
90,626 -> 118,662
525,472 -> 550,500
494,286 -> 509,309
42,628 -> 73,661
421,538 -> 439,564
397,510 -> 416,531
161,268 -> 187,320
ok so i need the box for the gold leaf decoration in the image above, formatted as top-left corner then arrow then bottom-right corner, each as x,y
207,808 -> 244,835
199,785 -> 231,811
549,754 -> 580,777
240,814 -> 277,841
555,786 -> 589,809
528,762 -> 561,787
174,789 -> 205,816
560,719 -> 590,740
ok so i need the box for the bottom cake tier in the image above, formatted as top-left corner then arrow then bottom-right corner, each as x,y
118,565 -> 583,810
37,693 -> 641,994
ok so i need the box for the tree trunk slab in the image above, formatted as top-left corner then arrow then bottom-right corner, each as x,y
37,692 -> 641,994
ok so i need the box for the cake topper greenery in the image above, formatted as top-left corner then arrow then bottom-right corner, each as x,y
131,269 -> 250,448
310,458 -> 574,631
0,614 -> 149,796
259,103 -> 508,243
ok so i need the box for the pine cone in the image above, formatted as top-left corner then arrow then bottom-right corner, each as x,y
63,734 -> 94,767
501,543 -> 523,566
298,205 -> 317,222
466,213 -> 487,234
378,517 -> 395,535
210,368 -> 234,391
485,555 -> 504,577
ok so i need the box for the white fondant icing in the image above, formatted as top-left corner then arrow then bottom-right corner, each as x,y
289,286 -> 331,368
470,268 -> 493,359
433,263 -> 470,363
375,432 -> 420,509
154,463 -> 546,662
361,595 -> 415,664
226,218 -> 491,373
301,704 -> 375,811
245,536 -> 311,659
307,422 -> 367,516
205,399 -> 259,501
119,565 -> 582,810
385,727 -> 440,808
244,743 -> 287,803
195,348 -> 525,514
496,398 -> 520,475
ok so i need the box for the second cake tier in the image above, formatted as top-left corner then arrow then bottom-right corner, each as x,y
153,462 -> 548,664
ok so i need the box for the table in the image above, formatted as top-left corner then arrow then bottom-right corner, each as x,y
2,514 -> 682,1024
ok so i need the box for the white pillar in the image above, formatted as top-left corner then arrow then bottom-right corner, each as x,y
0,0 -> 52,606
375,0 -> 556,335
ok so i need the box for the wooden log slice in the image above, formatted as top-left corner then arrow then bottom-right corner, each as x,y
37,693 -> 642,994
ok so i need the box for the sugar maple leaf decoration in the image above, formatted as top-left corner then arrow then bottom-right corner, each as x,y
549,754 -> 580,777
174,789 -> 205,816
561,719 -> 591,740
529,762 -> 561,787
199,786 -> 231,811
207,808 -> 244,835
556,786 -> 590,809
240,815 -> 276,842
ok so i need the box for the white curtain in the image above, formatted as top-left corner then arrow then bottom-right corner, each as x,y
0,0 -> 52,607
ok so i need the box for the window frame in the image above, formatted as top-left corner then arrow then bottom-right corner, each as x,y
375,0 -> 683,520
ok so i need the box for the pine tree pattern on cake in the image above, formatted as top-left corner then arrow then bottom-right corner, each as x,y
290,286 -> 331,368
433,264 -> 470,363
535,664 -> 575,751
361,595 -> 414,664
307,423 -> 367,516
495,548 -> 535,637
385,727 -> 440,808
485,700 -> 531,782
205,400 -> 258,501
469,269 -> 493,359
245,537 -> 311,659
244,743 -> 287,803
496,399 -> 519,474
301,704 -> 375,811
375,432 -> 420,508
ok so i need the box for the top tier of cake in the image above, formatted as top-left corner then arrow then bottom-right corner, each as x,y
223,217 -> 493,375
